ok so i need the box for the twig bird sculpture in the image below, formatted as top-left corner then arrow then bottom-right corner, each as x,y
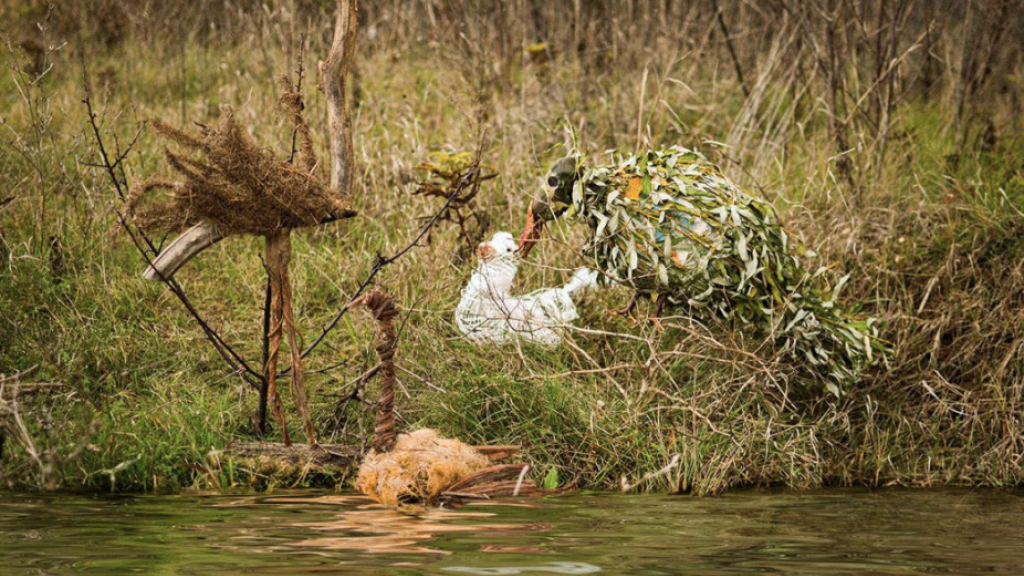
518,143 -> 883,392
128,101 -> 355,445
456,231 -> 596,346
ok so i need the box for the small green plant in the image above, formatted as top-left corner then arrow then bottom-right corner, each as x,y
543,467 -> 560,489
411,151 -> 497,254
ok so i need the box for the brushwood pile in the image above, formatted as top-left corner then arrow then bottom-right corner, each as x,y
564,146 -> 884,391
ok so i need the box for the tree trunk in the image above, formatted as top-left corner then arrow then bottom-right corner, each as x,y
322,0 -> 359,194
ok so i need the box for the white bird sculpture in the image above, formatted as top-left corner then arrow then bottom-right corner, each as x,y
456,231 -> 597,346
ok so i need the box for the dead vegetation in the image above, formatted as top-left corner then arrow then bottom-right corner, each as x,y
411,151 -> 497,256
355,428 -> 491,508
127,109 -> 353,236
2,0 -> 1024,494
0,369 -> 95,490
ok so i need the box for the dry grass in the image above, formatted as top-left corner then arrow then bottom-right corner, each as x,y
1,0 -> 1023,494
355,428 -> 490,508
128,106 -> 353,236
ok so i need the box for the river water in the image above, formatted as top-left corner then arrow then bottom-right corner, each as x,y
2,489 -> 1022,575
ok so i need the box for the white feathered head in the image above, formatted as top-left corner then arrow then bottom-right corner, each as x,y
476,231 -> 518,262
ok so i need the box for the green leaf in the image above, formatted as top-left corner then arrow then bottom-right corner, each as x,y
543,467 -> 560,489
573,142 -> 884,388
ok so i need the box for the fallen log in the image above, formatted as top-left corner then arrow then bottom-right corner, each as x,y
226,442 -> 360,468
224,442 -> 518,469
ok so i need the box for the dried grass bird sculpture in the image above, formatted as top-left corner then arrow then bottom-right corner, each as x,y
355,428 -> 491,508
456,231 -> 596,346
127,102 -> 355,444
518,143 -> 883,393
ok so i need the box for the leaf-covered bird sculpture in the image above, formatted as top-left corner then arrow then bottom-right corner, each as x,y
518,144 -> 883,393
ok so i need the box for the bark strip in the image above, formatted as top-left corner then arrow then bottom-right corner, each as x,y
356,290 -> 398,452
265,232 -> 292,445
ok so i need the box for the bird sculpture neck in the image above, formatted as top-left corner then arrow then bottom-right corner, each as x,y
469,255 -> 518,298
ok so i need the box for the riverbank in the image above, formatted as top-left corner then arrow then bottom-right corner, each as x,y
2,1 -> 1023,494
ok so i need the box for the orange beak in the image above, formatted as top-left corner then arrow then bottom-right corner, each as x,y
517,204 -> 544,259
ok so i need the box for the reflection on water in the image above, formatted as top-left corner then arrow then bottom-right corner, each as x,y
282,496 -> 553,555
442,562 -> 602,574
1,488 -> 1023,575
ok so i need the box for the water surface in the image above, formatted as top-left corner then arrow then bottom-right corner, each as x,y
2,488 -> 1023,575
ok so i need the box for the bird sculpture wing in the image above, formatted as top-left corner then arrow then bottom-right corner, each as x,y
456,233 -> 589,346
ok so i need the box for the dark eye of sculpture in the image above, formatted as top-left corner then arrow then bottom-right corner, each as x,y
547,175 -> 560,188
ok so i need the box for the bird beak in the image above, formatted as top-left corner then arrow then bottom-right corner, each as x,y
143,222 -> 226,281
517,204 -> 544,259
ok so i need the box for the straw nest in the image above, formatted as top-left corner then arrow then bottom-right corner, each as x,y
355,428 -> 491,508
127,105 -> 354,236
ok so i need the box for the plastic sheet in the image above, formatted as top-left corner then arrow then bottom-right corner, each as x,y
456,232 -> 597,346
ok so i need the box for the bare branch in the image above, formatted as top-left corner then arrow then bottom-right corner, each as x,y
321,0 -> 359,193
80,55 -> 262,389
295,157 -> 484,365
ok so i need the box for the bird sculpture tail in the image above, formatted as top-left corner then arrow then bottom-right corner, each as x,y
563,267 -> 599,296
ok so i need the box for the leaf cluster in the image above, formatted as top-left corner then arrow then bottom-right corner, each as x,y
412,151 -> 496,206
569,146 -> 885,392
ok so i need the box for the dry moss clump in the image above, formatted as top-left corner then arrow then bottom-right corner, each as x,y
127,105 -> 354,236
355,428 -> 490,508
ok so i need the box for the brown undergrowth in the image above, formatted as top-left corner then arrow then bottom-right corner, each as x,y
355,429 -> 490,508
2,0 -> 1024,494
127,107 -> 354,236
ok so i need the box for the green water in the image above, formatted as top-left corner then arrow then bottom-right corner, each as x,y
2,489 -> 1023,575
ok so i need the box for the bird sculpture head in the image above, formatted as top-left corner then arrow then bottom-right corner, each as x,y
471,231 -> 520,298
518,155 -> 579,258
476,231 -> 519,263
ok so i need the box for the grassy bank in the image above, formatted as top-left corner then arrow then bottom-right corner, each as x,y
2,1 -> 1024,494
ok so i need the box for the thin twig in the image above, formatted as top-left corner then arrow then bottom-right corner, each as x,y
295,153 -> 487,365
80,55 -> 262,389
710,0 -> 750,99
287,41 -> 305,165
